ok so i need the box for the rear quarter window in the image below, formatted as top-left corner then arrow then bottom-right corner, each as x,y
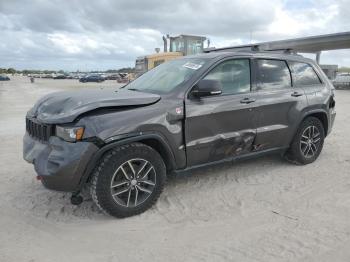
288,61 -> 322,86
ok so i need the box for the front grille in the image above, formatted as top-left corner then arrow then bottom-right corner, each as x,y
26,117 -> 54,142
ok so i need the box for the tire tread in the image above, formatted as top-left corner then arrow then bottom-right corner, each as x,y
90,143 -> 166,218
285,116 -> 325,165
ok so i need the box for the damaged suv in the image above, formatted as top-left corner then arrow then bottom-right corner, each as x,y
23,51 -> 336,218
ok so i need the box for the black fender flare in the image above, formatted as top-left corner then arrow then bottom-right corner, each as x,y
300,109 -> 329,131
77,132 -> 176,191
290,108 -> 329,144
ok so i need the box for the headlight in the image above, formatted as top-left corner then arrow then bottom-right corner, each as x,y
55,126 -> 84,142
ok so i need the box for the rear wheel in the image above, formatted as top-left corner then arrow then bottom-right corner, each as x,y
90,143 -> 166,218
285,117 -> 325,165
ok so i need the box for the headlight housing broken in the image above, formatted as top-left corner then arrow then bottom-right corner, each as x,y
55,126 -> 84,142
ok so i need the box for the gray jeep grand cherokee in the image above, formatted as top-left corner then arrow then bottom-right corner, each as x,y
23,51 -> 336,218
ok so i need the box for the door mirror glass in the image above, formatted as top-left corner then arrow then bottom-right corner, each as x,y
192,79 -> 222,98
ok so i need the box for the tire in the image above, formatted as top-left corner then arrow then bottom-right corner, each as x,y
90,143 -> 166,218
285,116 -> 325,165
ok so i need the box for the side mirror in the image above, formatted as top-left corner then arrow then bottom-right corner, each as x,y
191,79 -> 222,98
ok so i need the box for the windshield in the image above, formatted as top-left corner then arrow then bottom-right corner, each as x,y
126,58 -> 209,94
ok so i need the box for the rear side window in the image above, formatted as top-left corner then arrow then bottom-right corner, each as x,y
203,59 -> 251,95
256,59 -> 291,90
288,61 -> 322,86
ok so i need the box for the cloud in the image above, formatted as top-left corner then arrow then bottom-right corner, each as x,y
0,0 -> 350,70
267,3 -> 339,38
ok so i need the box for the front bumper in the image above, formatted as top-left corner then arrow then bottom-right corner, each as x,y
23,133 -> 99,192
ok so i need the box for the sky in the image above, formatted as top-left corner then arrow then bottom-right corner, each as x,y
1,0 -> 350,71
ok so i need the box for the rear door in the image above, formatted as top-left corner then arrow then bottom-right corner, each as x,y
185,58 -> 258,167
252,58 -> 308,150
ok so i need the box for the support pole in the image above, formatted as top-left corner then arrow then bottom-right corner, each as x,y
162,36 -> 167,52
316,51 -> 321,64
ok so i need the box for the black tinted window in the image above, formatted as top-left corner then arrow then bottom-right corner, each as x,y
289,61 -> 321,86
203,59 -> 250,95
256,59 -> 291,90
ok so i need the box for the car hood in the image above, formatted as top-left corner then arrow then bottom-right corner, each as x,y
27,88 -> 161,124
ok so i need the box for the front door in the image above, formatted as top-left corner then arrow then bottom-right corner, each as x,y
185,58 -> 258,167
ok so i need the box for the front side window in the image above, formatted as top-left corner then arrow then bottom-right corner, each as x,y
289,61 -> 322,86
256,59 -> 291,90
203,59 -> 251,95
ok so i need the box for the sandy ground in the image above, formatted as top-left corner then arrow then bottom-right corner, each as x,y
1,76 -> 350,262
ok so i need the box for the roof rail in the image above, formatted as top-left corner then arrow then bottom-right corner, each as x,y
203,45 -> 259,53
204,45 -> 298,55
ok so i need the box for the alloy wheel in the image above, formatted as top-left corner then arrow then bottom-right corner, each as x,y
300,125 -> 321,158
110,158 -> 156,207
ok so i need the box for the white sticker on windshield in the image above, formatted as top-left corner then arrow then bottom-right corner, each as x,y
183,62 -> 202,70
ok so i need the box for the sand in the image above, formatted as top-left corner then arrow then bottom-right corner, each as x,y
1,76 -> 350,262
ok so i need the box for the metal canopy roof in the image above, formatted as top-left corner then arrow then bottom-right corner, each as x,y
206,31 -> 350,53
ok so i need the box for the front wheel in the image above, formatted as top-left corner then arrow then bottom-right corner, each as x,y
285,117 -> 325,165
90,143 -> 166,218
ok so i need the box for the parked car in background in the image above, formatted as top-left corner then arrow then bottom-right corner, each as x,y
332,73 -> 350,89
0,75 -> 10,81
79,74 -> 105,83
117,78 -> 129,84
116,73 -> 129,84
105,73 -> 129,83
23,51 -> 336,218
53,74 -> 67,80
41,74 -> 53,79
106,74 -> 119,80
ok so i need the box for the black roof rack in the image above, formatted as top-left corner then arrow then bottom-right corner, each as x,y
204,45 -> 297,55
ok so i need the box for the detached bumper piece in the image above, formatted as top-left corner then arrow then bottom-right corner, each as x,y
23,133 -> 98,192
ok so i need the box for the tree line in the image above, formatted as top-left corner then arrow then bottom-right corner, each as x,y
0,68 -> 16,74
0,67 -> 135,75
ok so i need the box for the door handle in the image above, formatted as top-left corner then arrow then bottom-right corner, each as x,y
291,91 -> 303,97
240,97 -> 256,104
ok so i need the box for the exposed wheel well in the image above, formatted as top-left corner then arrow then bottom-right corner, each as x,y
138,138 -> 174,172
304,112 -> 328,136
